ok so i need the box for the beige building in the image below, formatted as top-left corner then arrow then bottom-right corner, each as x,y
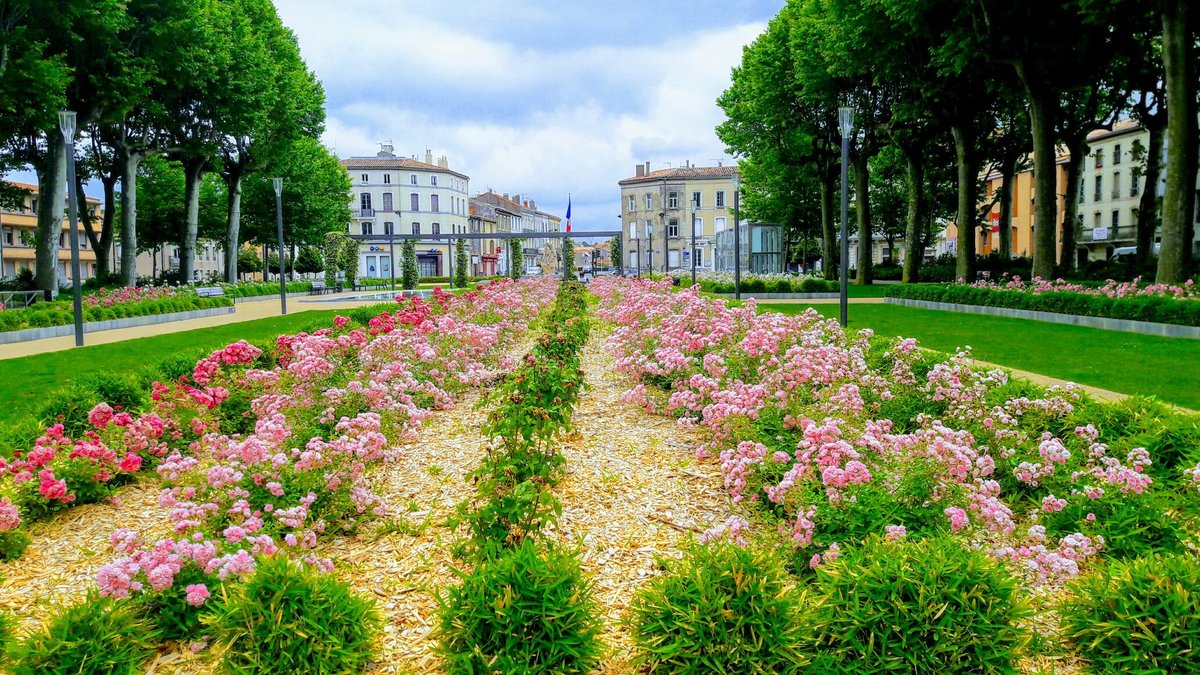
341,144 -> 470,278
618,162 -> 739,274
1,180 -> 103,283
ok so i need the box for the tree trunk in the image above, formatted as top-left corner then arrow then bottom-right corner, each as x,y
819,172 -> 837,280
853,155 -> 872,284
952,124 -> 978,282
1137,118 -> 1164,262
34,138 -> 66,296
1157,0 -> 1197,283
181,159 -> 204,283
119,152 -> 143,287
997,155 -> 1016,259
77,170 -> 115,278
225,169 -> 243,283
902,150 -> 925,283
1021,78 -> 1059,279
1060,138 -> 1086,273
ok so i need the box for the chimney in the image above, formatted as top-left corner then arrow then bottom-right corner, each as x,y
644,161 -> 650,174
635,163 -> 645,177
425,148 -> 433,164
529,200 -> 536,210
513,194 -> 521,204
438,155 -> 448,168
523,200 -> 529,208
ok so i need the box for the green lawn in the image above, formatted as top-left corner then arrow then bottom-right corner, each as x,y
0,311 -> 337,426
760,302 -> 1200,409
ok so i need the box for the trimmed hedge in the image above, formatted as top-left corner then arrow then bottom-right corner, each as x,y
0,295 -> 233,333
217,281 -> 313,298
689,277 -> 838,295
885,283 -> 1200,327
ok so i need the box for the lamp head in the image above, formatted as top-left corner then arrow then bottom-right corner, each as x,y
58,111 -> 77,141
272,177 -> 283,197
838,106 -> 855,137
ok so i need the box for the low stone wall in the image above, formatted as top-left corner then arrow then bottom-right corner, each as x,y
885,297 -> 1200,340
0,306 -> 236,345
715,292 -> 840,300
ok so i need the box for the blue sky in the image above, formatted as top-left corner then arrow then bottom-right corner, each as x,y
276,0 -> 784,237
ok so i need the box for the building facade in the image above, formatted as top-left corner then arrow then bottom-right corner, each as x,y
1,180 -> 103,283
618,162 -> 739,274
340,145 -> 470,279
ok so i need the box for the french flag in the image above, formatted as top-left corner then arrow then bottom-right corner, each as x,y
565,195 -> 571,233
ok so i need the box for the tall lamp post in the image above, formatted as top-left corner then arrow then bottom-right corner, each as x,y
690,196 -> 697,285
60,111 -> 84,347
272,177 -> 287,315
733,169 -> 741,300
838,106 -> 854,328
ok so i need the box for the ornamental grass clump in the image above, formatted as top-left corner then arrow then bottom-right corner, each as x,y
803,536 -> 1029,673
435,539 -> 603,674
205,555 -> 380,674
8,593 -> 160,675
627,541 -> 809,674
1061,553 -> 1200,674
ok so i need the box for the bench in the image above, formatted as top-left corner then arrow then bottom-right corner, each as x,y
309,281 -> 329,295
195,286 -> 225,298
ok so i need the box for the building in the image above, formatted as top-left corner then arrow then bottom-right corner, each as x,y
340,144 -> 470,278
473,191 -> 562,273
1,180 -> 103,283
467,200 -> 501,276
618,162 -> 739,274
713,222 -> 784,274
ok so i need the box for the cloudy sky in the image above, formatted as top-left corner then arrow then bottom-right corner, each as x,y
274,0 -> 783,236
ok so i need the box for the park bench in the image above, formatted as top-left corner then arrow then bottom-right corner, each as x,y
309,281 -> 329,295
195,286 -> 225,298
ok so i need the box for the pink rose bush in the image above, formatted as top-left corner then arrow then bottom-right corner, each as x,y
969,274 -> 1198,301
83,278 -> 557,638
594,277 -> 1193,585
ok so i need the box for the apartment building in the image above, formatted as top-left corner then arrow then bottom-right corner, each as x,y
0,180 -> 103,283
473,190 -> 561,271
467,199 -> 501,276
340,144 -> 470,278
618,162 -> 739,274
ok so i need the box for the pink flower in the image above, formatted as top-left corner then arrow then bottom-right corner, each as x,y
88,403 -> 115,428
185,583 -> 210,607
885,525 -> 907,541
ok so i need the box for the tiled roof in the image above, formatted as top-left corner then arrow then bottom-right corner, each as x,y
4,179 -> 102,204
340,155 -> 468,180
618,165 -> 738,186
473,191 -> 526,214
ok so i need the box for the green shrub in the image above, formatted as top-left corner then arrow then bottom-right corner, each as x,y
436,540 -> 603,674
804,536 -> 1028,673
628,542 -> 808,673
799,276 -> 832,293
9,593 -> 159,675
206,555 -> 380,674
36,372 -> 144,438
742,278 -> 767,293
1061,553 -> 1200,674
146,350 -> 208,385
0,607 -> 16,659
0,530 -> 30,562
769,278 -> 794,293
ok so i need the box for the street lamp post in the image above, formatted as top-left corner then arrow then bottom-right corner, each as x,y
272,177 -> 287,315
59,111 -> 84,347
733,169 -> 741,300
838,106 -> 854,328
690,197 -> 697,285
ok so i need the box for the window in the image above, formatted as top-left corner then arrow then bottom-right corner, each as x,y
1111,172 -> 1120,199
1131,173 -> 1140,197
644,220 -> 653,238
2,229 -> 11,245
668,218 -> 679,237
384,222 -> 394,235
1079,179 -> 1085,203
361,222 -> 373,235
1111,209 -> 1120,229
410,193 -> 419,211
668,192 -> 679,209
692,191 -> 702,208
628,195 -> 635,211
1113,144 -> 1122,165
715,216 -> 727,232
383,174 -> 391,184
431,176 -> 438,186
59,233 -> 65,247
360,193 -> 372,212
433,222 -> 441,235
411,222 -> 421,235
1131,207 -> 1139,227
361,173 -> 369,183
644,193 -> 653,210
715,190 -> 726,208
629,223 -> 637,239
1093,176 -> 1102,202
410,174 -> 417,185
431,194 -> 439,212
382,193 -> 393,211
1093,149 -> 1104,169
693,215 -> 703,233
30,199 -> 38,214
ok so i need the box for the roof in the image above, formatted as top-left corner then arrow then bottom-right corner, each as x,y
473,191 -> 526,215
340,155 -> 469,180
468,201 -> 497,223
4,179 -> 102,205
1086,118 -> 1143,143
618,165 -> 738,187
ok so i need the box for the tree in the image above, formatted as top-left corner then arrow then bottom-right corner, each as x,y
610,236 -> 623,275
323,231 -> 344,287
340,237 -> 358,289
509,239 -> 524,280
295,245 -> 323,275
237,246 -> 262,277
400,238 -> 418,289
562,238 -> 577,281
238,137 -> 350,249
1157,0 -> 1197,282
454,237 -> 469,287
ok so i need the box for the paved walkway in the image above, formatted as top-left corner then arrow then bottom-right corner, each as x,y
0,292 -> 381,360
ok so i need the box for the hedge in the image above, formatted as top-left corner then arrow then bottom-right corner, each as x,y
885,284 -> 1200,327
217,281 -> 313,298
688,277 -> 838,294
0,295 -> 233,333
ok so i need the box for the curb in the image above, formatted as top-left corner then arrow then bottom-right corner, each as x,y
0,306 -> 236,345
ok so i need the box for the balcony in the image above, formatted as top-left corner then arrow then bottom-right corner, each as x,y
358,208 -> 375,218
1080,226 -> 1137,243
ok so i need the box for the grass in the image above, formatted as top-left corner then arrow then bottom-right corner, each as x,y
0,310 -> 338,426
760,302 -> 1200,409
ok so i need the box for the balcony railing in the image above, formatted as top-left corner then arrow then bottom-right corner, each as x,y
1080,226 -> 1137,243
358,208 -> 375,217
